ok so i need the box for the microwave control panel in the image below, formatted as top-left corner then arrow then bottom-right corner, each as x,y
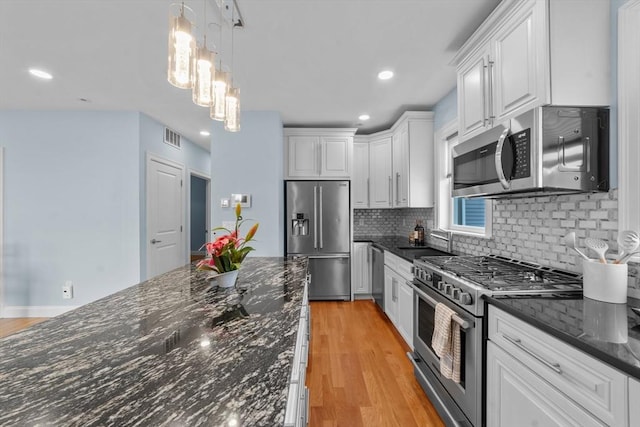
511,129 -> 531,179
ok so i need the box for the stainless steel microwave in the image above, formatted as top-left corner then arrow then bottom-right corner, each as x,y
452,106 -> 609,198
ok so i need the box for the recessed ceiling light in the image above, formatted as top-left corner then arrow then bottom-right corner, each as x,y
200,130 -> 211,136
377,70 -> 394,80
28,68 -> 53,80
358,114 -> 370,121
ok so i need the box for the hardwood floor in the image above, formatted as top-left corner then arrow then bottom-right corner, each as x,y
307,300 -> 444,427
0,318 -> 49,339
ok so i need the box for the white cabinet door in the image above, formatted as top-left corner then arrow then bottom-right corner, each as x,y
492,0 -> 544,122
287,136 -> 319,177
487,341 -> 606,427
352,243 -> 371,295
320,136 -> 351,178
397,279 -> 413,349
352,142 -> 370,208
630,377 -> 640,427
392,125 -> 409,208
369,137 -> 392,208
383,266 -> 398,325
457,46 -> 491,139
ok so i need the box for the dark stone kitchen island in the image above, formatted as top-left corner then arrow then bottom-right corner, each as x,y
0,257 -> 308,427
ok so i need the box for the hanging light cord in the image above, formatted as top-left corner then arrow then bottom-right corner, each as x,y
230,5 -> 235,84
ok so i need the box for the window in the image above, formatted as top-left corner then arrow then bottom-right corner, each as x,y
434,120 -> 492,237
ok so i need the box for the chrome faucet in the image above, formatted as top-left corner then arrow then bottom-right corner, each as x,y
430,230 -> 453,253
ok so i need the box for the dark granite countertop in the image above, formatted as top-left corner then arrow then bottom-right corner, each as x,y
486,295 -> 640,380
0,257 -> 308,427
354,234 -> 454,262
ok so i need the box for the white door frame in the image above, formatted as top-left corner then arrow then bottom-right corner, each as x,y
188,168 -> 211,256
0,147 -> 4,317
146,152 -> 185,279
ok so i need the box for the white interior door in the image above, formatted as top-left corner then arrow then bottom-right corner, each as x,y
147,157 -> 184,278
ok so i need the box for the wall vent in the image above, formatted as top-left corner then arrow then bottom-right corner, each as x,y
164,127 -> 181,149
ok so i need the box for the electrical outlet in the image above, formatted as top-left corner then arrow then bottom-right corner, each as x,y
403,218 -> 406,226
358,218 -> 364,226
62,281 -> 73,299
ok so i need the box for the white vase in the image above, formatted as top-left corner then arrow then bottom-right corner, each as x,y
209,269 -> 239,288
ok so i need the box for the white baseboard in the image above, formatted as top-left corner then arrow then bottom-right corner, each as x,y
2,305 -> 79,318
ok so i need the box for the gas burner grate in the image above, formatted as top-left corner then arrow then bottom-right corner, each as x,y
419,254 -> 583,294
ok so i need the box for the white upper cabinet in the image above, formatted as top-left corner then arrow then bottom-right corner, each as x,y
368,135 -> 393,208
391,112 -> 434,208
454,0 -> 610,141
352,111 -> 434,209
352,137 -> 370,208
284,128 -> 356,179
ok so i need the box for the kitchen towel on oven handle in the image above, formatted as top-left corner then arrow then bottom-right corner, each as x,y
431,303 -> 461,383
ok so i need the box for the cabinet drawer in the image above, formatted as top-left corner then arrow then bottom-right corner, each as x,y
290,315 -> 309,383
383,251 -> 413,280
488,306 -> 627,427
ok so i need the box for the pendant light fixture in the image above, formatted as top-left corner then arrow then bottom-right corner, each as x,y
167,2 -> 195,89
224,7 -> 241,132
210,70 -> 229,121
192,1 -> 215,107
224,87 -> 240,132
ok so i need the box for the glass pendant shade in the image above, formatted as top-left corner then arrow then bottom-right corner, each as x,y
167,12 -> 195,89
224,87 -> 241,132
210,71 -> 229,121
192,46 -> 216,106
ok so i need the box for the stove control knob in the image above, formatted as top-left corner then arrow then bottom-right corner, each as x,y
444,284 -> 453,295
425,272 -> 432,282
452,288 -> 461,299
437,281 -> 445,291
459,292 -> 473,305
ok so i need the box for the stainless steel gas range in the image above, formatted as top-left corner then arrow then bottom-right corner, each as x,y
407,255 -> 583,427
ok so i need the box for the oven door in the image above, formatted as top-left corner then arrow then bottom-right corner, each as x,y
411,280 -> 482,427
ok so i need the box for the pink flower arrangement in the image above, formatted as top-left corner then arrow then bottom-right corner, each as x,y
197,203 -> 259,273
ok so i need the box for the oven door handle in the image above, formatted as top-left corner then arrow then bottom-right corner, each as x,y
407,281 -> 472,330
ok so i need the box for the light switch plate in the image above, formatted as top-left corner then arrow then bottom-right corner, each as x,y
220,198 -> 230,208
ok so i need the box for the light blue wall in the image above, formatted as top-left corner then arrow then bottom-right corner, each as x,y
138,113 -> 210,279
210,111 -> 284,256
0,111 -> 141,307
433,88 -> 458,132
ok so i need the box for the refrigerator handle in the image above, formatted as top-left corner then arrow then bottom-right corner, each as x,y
319,185 -> 323,249
313,185 -> 318,249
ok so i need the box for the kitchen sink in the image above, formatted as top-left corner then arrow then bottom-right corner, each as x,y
395,246 -> 453,258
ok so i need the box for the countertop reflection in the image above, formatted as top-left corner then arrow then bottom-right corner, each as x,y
487,294 -> 640,379
0,257 -> 308,427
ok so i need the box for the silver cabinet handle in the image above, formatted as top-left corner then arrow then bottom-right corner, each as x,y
396,172 -> 400,204
488,60 -> 495,124
150,239 -> 162,244
502,333 -> 562,374
388,176 -> 392,206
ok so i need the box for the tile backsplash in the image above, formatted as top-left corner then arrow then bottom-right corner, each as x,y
355,190 -> 640,297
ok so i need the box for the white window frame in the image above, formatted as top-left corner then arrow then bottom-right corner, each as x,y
434,119 -> 492,238
618,0 -> 640,264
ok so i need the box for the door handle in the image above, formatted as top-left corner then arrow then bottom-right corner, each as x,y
150,239 -> 162,244
313,186 -> 318,249
319,185 -> 323,249
388,176 -> 392,206
396,172 -> 400,204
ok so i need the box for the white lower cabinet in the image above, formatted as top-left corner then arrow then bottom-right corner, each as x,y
383,265 -> 398,325
352,242 -> 371,296
487,341 -> 605,427
284,281 -> 310,427
487,305 -> 628,427
383,251 -> 414,349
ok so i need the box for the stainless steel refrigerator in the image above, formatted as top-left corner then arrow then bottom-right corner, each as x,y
286,180 -> 350,301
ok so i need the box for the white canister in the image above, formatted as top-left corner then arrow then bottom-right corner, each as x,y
582,259 -> 628,304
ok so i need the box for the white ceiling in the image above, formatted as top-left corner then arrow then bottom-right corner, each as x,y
0,0 -> 501,150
